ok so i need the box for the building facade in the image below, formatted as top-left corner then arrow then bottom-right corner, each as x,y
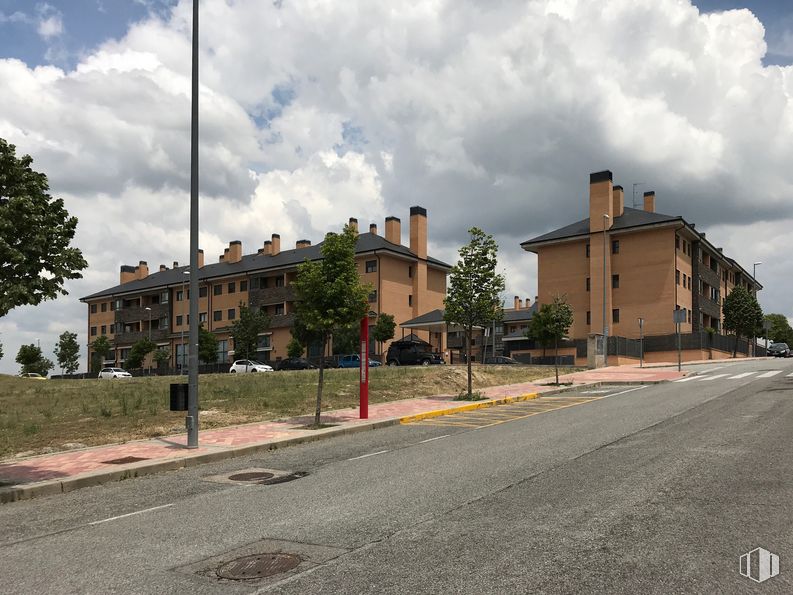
520,170 -> 761,362
80,207 -> 450,370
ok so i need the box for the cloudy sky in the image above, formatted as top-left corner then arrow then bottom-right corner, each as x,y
1,0 -> 792,374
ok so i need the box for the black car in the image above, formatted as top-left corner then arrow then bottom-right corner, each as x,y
386,340 -> 445,366
768,343 -> 791,358
276,357 -> 316,370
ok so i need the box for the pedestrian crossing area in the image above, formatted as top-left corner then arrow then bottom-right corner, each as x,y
674,370 -> 793,382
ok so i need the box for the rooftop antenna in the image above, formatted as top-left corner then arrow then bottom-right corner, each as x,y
632,183 -> 645,208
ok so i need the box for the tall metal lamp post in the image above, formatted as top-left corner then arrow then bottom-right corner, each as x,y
602,213 -> 610,366
638,317 -> 644,368
145,306 -> 152,374
181,270 -> 189,373
752,262 -> 762,356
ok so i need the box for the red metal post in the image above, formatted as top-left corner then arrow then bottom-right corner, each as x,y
359,316 -> 369,419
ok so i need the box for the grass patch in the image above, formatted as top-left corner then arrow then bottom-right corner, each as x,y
0,365 -> 573,459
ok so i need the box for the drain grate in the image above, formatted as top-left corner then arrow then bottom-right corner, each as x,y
216,553 -> 301,580
260,471 -> 309,485
228,471 -> 275,482
101,456 -> 149,465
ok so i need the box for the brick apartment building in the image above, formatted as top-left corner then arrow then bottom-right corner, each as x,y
80,207 -> 450,370
520,170 -> 762,364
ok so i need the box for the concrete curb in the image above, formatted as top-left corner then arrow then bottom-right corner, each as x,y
0,377 -> 668,504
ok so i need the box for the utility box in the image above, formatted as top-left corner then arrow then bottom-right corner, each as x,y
169,383 -> 188,411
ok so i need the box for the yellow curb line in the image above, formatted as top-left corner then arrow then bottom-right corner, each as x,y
399,392 -> 539,424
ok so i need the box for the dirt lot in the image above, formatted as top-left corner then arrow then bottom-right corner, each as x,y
0,365 -> 567,460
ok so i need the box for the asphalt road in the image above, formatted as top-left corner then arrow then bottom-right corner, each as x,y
1,358 -> 791,594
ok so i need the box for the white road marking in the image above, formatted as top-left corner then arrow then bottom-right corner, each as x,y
88,504 -> 174,526
598,386 -> 648,398
419,434 -> 450,443
674,376 -> 701,382
728,372 -> 756,379
347,450 -> 389,461
757,370 -> 782,378
697,374 -> 729,381
787,372 -> 793,377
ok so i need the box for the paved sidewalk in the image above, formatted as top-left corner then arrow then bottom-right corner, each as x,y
0,365 -> 683,503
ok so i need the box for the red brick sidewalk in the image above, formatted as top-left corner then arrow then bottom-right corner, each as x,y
0,365 -> 683,502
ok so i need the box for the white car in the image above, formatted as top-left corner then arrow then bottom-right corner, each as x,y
98,367 -> 132,379
229,360 -> 273,373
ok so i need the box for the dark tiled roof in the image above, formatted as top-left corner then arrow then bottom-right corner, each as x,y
401,309 -> 445,326
521,207 -> 681,248
401,303 -> 536,327
81,233 -> 451,301
503,302 -> 537,322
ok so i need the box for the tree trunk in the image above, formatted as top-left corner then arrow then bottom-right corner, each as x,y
466,328 -> 472,398
733,333 -> 739,358
314,333 -> 327,427
554,336 -> 559,385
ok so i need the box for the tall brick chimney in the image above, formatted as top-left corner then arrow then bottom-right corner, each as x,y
369,223 -> 377,235
262,240 -> 272,256
589,170 -> 613,233
120,265 -> 136,284
136,261 -> 149,280
409,206 -> 427,259
385,216 -> 401,245
513,296 -> 520,310
349,217 -> 358,235
227,240 -> 242,264
643,191 -> 656,213
296,239 -> 311,249
197,249 -> 204,268
159,264 -> 167,272
271,234 -> 281,256
612,185 -> 624,218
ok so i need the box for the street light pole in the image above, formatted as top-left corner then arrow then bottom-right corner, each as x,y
187,0 -> 200,448
638,317 -> 644,368
181,270 -> 189,373
145,306 -> 152,375
603,213 -> 610,367
752,262 -> 762,356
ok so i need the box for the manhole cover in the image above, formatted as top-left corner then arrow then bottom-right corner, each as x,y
261,471 -> 309,485
228,471 -> 275,482
216,553 -> 301,580
101,456 -> 149,465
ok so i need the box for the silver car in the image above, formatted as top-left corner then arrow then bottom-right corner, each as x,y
98,367 -> 132,379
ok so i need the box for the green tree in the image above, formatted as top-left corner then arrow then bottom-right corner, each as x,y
153,348 -> 170,369
293,225 -> 370,427
54,330 -> 80,375
125,338 -> 156,370
90,335 -> 112,373
198,324 -> 218,364
723,285 -> 764,357
0,339 -> 3,363
15,343 -> 54,376
371,313 -> 396,358
0,138 -> 88,318
763,313 -> 793,345
444,228 -> 505,398
526,306 -> 554,358
530,296 -> 574,385
331,323 -> 359,355
286,337 -> 304,358
230,304 -> 270,365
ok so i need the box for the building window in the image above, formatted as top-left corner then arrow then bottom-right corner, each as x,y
199,312 -> 207,323
687,310 -> 691,324
676,269 -> 680,285
100,325 -> 106,335
257,335 -> 271,350
227,308 -> 236,320
586,243 -> 590,258
199,287 -> 208,298
612,274 -> 619,289
408,266 -> 413,278
612,309 -> 620,324
611,240 -> 620,254
365,260 -> 377,273
90,304 -> 97,314
275,303 -> 284,316
586,277 -> 590,292
214,284 -> 222,296
176,290 -> 184,301
176,315 -> 183,326
161,291 -> 169,304
275,276 -> 285,287
228,282 -> 235,294
675,235 -> 680,250
216,339 -> 228,363
369,290 -> 378,303
90,326 -> 97,336
240,280 -> 248,292
213,310 -> 222,322
683,273 -> 687,288
586,311 -> 591,325
160,316 -> 168,329
408,295 -> 413,307
111,300 -> 117,311
101,303 -> 107,312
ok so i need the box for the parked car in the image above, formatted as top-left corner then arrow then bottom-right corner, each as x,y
337,354 -> 382,368
768,342 -> 791,358
484,356 -> 520,365
386,340 -> 445,366
276,358 -> 316,371
98,367 -> 132,379
19,372 -> 47,380
229,360 -> 274,373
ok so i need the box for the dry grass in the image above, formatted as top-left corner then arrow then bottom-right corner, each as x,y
0,365 -> 565,460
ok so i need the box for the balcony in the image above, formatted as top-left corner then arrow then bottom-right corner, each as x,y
248,285 -> 295,308
114,301 -> 170,325
113,327 -> 171,346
